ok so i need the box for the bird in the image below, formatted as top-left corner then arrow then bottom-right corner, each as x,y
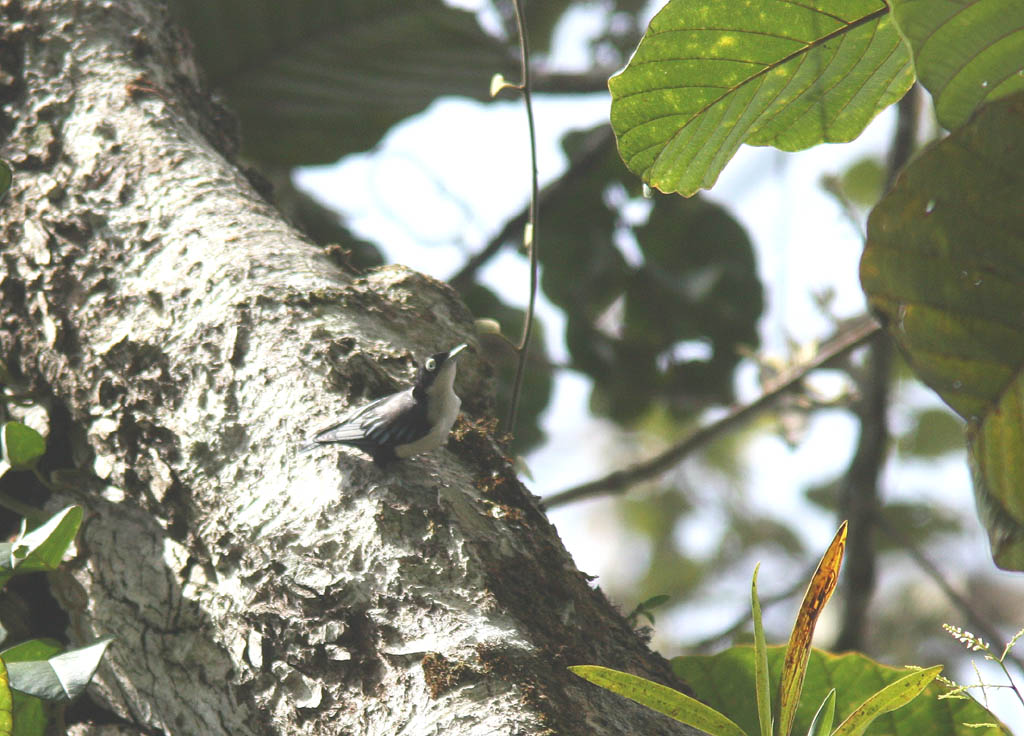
300,343 -> 469,466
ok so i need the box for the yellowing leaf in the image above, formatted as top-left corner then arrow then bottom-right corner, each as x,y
778,521 -> 847,736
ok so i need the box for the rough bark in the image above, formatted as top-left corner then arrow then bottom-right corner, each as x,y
0,1 -> 697,734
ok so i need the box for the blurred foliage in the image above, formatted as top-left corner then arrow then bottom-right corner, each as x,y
806,481 -> 964,556
620,486 -> 702,601
896,408 -> 964,459
171,0 -> 516,165
835,157 -> 887,209
511,0 -> 649,64
460,284 -> 552,454
544,126 -> 762,424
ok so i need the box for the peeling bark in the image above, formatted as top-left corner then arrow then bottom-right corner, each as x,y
0,0 -> 696,733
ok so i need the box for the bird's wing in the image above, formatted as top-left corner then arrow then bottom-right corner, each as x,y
361,392 -> 427,448
309,390 -> 424,447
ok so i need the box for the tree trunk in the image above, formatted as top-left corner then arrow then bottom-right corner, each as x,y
0,1 -> 696,733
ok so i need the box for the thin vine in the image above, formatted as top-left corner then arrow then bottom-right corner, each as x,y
503,0 -> 540,435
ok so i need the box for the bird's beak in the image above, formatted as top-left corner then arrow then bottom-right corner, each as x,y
448,343 -> 469,360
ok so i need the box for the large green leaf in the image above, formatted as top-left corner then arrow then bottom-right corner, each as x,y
890,0 -> 1024,130
860,92 -> 1024,569
609,0 -> 914,196
172,0 -> 513,165
672,647 -> 1007,736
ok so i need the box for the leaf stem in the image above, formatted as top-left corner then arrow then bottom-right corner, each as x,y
0,491 -> 45,526
505,0 -> 540,435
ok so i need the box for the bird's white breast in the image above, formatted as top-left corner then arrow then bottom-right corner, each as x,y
395,360 -> 462,458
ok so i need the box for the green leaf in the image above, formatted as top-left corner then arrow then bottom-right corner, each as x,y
0,657 -> 12,736
673,647 -> 1008,736
1,423 -> 45,471
171,0 -> 514,165
609,0 -> 914,195
0,641 -> 62,665
824,156 -> 886,209
0,507 -> 83,591
628,594 -> 671,626
860,91 -> 1024,569
890,0 -> 1024,131
569,665 -> 747,736
0,160 -> 11,203
639,594 -> 671,610
5,638 -> 112,702
807,689 -> 835,736
751,565 -> 772,736
832,666 -> 942,736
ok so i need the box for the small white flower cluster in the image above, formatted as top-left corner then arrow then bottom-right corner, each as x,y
942,623 -> 990,652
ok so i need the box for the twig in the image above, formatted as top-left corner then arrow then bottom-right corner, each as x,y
505,0 -> 539,435
543,315 -> 881,509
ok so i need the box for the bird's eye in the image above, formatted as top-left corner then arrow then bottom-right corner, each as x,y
425,358 -> 437,371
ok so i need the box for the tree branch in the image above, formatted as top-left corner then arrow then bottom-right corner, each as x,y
543,315 -> 881,509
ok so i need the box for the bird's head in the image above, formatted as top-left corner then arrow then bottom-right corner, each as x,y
414,343 -> 469,398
